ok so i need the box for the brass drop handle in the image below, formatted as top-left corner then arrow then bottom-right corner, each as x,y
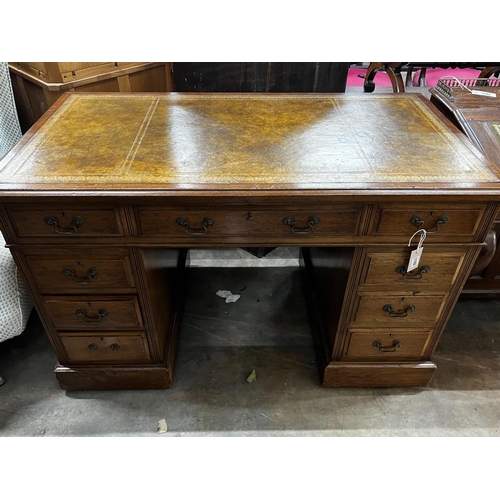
63,267 -> 99,284
176,217 -> 214,235
395,265 -> 430,281
44,215 -> 85,234
382,304 -> 416,318
373,340 -> 403,353
410,215 -> 448,233
110,343 -> 120,351
75,308 -> 108,323
283,215 -> 321,234
88,343 -> 98,351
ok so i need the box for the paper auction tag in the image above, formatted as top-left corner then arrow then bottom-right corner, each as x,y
407,229 -> 427,272
471,89 -> 497,98
407,246 -> 423,272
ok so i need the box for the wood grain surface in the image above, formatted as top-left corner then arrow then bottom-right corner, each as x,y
2,92 -> 500,390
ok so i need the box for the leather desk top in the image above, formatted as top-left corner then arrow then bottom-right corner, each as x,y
1,92 -> 500,195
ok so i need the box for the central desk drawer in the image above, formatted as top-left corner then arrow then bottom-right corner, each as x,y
42,296 -> 143,330
59,332 -> 151,364
26,252 -> 136,292
135,207 -> 361,239
7,206 -> 125,237
351,294 -> 447,327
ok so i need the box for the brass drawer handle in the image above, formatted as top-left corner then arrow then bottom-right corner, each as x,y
382,304 -> 416,318
110,343 -> 120,351
88,343 -> 98,351
75,308 -> 108,323
44,215 -> 85,234
63,267 -> 99,284
283,215 -> 321,234
373,340 -> 403,353
410,215 -> 448,233
176,217 -> 214,235
395,265 -> 430,281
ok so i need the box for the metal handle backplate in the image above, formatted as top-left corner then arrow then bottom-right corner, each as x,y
63,267 -> 99,284
382,304 -> 416,318
373,340 -> 403,353
176,217 -> 214,235
410,215 -> 448,233
395,265 -> 430,281
44,215 -> 85,234
75,308 -> 108,323
283,215 -> 321,234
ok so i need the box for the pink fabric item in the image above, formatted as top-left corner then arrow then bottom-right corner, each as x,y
346,67 -> 393,87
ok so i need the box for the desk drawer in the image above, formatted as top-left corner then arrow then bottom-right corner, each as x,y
7,206 -> 124,237
42,296 -> 143,330
136,207 -> 360,239
342,329 -> 432,360
362,250 -> 466,289
60,332 -> 151,364
372,204 -> 486,241
26,253 -> 135,292
352,294 -> 447,327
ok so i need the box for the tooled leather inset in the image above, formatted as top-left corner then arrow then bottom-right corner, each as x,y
0,93 -> 498,189
488,122 -> 500,141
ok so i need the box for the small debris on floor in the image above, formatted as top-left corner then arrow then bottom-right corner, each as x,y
40,430 -> 46,435
216,290 -> 241,303
157,418 -> 168,433
260,412 -> 279,423
246,370 -> 257,383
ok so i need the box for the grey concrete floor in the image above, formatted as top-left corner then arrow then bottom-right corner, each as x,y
1,247 -> 500,437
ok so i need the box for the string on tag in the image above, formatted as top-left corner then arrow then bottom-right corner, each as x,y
408,228 -> 427,248
444,76 -> 497,98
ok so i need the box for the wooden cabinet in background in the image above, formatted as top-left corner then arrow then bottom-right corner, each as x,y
8,62 -> 174,132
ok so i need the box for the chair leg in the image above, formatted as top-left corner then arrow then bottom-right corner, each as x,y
363,62 -> 384,92
479,66 -> 500,79
0,372 -> 5,386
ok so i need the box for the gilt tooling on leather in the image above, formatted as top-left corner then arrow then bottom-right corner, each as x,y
0,93 -> 499,190
490,122 -> 500,141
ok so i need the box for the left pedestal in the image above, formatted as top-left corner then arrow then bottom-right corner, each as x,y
3,204 -> 188,391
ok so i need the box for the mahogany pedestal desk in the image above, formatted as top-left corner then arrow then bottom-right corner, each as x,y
1,92 -> 499,391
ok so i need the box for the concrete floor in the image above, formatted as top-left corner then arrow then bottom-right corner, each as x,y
1,248 -> 500,437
